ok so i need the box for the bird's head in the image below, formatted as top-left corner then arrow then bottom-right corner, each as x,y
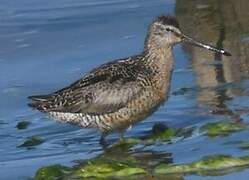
149,15 -> 182,45
146,15 -> 231,56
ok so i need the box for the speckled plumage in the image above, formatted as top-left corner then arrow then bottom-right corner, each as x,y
29,16 -> 182,134
29,15 -> 231,139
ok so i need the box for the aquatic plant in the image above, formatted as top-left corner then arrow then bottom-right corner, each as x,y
19,135 -> 44,148
200,121 -> 247,137
155,155 -> 249,175
35,156 -> 146,179
16,121 -> 31,130
34,122 -> 249,179
35,154 -> 249,179
35,165 -> 70,180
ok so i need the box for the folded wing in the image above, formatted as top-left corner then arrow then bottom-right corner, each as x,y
29,57 -> 147,115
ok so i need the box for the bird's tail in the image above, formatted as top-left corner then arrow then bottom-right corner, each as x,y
28,94 -> 53,112
28,95 -> 97,129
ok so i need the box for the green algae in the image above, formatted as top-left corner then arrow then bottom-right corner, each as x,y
110,137 -> 142,149
146,128 -> 176,142
35,154 -> 249,179
35,157 -> 146,179
19,135 -> 44,148
175,126 -> 196,138
16,121 -> 31,130
200,121 -> 247,137
35,165 -> 71,180
143,124 -> 177,143
34,122 -> 249,179
155,155 -> 249,175
34,136 -> 171,180
75,158 -> 146,178
144,124 -> 195,143
108,124 -> 194,150
109,124 -> 195,148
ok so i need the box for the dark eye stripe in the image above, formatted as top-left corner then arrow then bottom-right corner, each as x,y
166,28 -> 174,32
165,27 -> 182,38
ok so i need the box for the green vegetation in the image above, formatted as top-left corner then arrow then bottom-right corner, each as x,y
34,121 -> 249,179
155,155 -> 249,175
19,135 -> 44,148
200,121 -> 247,137
142,123 -> 195,143
35,154 -> 249,179
35,156 -> 147,179
16,121 -> 31,130
110,124 -> 195,147
110,137 -> 141,149
35,165 -> 71,180
145,125 -> 176,142
74,157 -> 146,178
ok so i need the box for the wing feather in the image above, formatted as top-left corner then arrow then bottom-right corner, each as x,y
29,56 -> 149,114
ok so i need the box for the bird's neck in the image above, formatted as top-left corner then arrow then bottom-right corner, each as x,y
143,33 -> 174,68
142,39 -> 175,99
143,42 -> 174,73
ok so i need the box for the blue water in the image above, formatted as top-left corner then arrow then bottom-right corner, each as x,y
1,0 -> 249,179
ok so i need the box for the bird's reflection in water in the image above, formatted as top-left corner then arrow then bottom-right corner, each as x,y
176,0 -> 249,122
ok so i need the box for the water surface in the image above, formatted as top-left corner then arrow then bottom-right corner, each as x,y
0,0 -> 249,179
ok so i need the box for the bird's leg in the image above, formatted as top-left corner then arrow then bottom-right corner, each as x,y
100,133 -> 108,149
119,130 -> 125,143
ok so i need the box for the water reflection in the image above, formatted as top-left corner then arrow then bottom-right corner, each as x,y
176,0 -> 249,121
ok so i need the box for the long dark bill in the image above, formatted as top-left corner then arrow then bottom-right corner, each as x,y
182,34 -> 231,56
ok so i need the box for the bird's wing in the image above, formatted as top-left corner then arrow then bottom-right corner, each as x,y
29,57 -> 150,114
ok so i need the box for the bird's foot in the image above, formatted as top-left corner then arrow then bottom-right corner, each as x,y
100,134 -> 109,149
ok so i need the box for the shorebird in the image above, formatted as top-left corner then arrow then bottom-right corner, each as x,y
28,15 -> 231,145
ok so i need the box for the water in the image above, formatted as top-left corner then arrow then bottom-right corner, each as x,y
0,0 -> 249,179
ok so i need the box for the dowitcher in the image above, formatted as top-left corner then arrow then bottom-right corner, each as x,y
29,16 -> 231,145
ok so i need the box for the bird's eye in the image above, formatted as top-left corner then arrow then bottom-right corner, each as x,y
166,28 -> 173,32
